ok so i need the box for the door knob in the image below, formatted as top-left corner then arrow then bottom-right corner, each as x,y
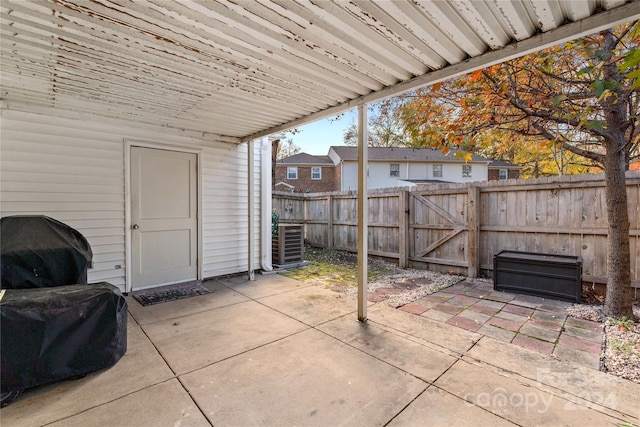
132,224 -> 139,230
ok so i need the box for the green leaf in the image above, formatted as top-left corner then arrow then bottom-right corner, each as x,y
577,66 -> 594,76
586,120 -> 605,130
552,95 -> 568,105
620,49 -> 640,72
627,69 -> 640,79
593,79 -> 605,97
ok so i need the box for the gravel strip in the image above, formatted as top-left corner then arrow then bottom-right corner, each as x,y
566,304 -> 605,322
565,303 -> 640,384
602,320 -> 640,383
343,269 -> 463,307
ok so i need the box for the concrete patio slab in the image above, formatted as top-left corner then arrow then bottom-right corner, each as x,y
219,273 -> 311,299
562,324 -> 603,342
565,316 -> 605,333
421,308 -> 455,322
553,345 -> 601,370
127,280 -> 249,325
519,322 -> 562,343
2,274 -> 635,427
368,304 -> 480,355
387,386 -> 517,427
512,334 -> 555,354
458,309 -> 492,324
180,328 -> 427,426
317,315 -> 458,383
257,285 -> 363,326
142,299 -> 307,375
477,323 -> 517,342
1,317 -> 174,427
466,337 -> 640,423
48,380 -> 209,427
495,310 -> 530,323
435,359 -> 625,426
531,309 -> 567,322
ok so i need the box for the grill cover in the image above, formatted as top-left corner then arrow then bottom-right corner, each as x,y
1,215 -> 93,289
0,282 -> 128,393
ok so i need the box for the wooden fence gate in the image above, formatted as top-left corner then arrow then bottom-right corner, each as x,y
409,187 -> 479,277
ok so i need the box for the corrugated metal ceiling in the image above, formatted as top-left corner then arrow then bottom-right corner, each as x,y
1,0 -> 639,142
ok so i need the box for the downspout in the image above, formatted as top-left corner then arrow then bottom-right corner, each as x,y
248,139 -> 255,281
262,135 -> 278,272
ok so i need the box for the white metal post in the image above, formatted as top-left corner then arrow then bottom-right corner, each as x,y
357,104 -> 368,321
248,139 -> 255,281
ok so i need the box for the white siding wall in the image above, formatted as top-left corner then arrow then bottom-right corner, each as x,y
341,161 -> 489,190
1,109 -> 262,291
437,162 -> 488,182
407,163 -> 428,180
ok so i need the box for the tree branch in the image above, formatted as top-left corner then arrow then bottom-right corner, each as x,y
532,123 -> 605,165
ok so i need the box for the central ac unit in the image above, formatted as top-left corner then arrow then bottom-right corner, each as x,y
272,223 -> 304,267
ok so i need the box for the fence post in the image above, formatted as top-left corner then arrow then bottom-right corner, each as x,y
399,189 -> 410,268
327,194 -> 333,249
467,185 -> 480,278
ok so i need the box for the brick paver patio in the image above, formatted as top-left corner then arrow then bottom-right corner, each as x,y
399,280 -> 604,370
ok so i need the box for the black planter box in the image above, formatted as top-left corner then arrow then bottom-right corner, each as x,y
493,250 -> 582,303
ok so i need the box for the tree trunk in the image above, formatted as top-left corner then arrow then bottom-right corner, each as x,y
601,29 -> 634,320
603,148 -> 634,319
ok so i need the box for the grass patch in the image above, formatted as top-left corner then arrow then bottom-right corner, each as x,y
281,248 -> 395,289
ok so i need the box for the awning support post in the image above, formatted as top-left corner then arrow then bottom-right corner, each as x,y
357,104 -> 368,321
248,139 -> 255,281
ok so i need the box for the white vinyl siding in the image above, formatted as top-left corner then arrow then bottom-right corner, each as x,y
340,161 -> 489,190
1,109 -> 262,291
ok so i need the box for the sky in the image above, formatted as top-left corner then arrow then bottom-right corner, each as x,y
286,109 -> 357,155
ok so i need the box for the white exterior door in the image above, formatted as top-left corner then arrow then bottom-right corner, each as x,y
130,147 -> 198,290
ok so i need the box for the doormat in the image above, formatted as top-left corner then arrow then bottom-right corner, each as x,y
133,282 -> 210,306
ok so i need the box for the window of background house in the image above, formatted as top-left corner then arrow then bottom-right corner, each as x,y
433,164 -> 443,178
311,167 -> 321,180
499,169 -> 508,180
287,167 -> 298,180
462,164 -> 472,178
390,163 -> 400,177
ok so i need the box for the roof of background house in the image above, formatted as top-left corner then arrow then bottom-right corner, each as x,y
329,146 -> 494,163
402,179 -> 453,184
488,160 -> 522,169
276,153 -> 334,165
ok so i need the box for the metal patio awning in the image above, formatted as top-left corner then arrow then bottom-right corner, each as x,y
2,0 -> 639,142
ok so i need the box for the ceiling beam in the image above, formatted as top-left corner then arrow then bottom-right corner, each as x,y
243,1 -> 640,142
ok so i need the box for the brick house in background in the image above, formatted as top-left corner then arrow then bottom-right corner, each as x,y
275,147 -> 521,192
274,153 -> 337,193
488,160 -> 522,180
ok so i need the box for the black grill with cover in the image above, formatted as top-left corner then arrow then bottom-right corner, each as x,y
0,215 -> 127,403
1,215 -> 93,289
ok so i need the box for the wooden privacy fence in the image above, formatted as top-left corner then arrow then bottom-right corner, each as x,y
273,172 -> 640,288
